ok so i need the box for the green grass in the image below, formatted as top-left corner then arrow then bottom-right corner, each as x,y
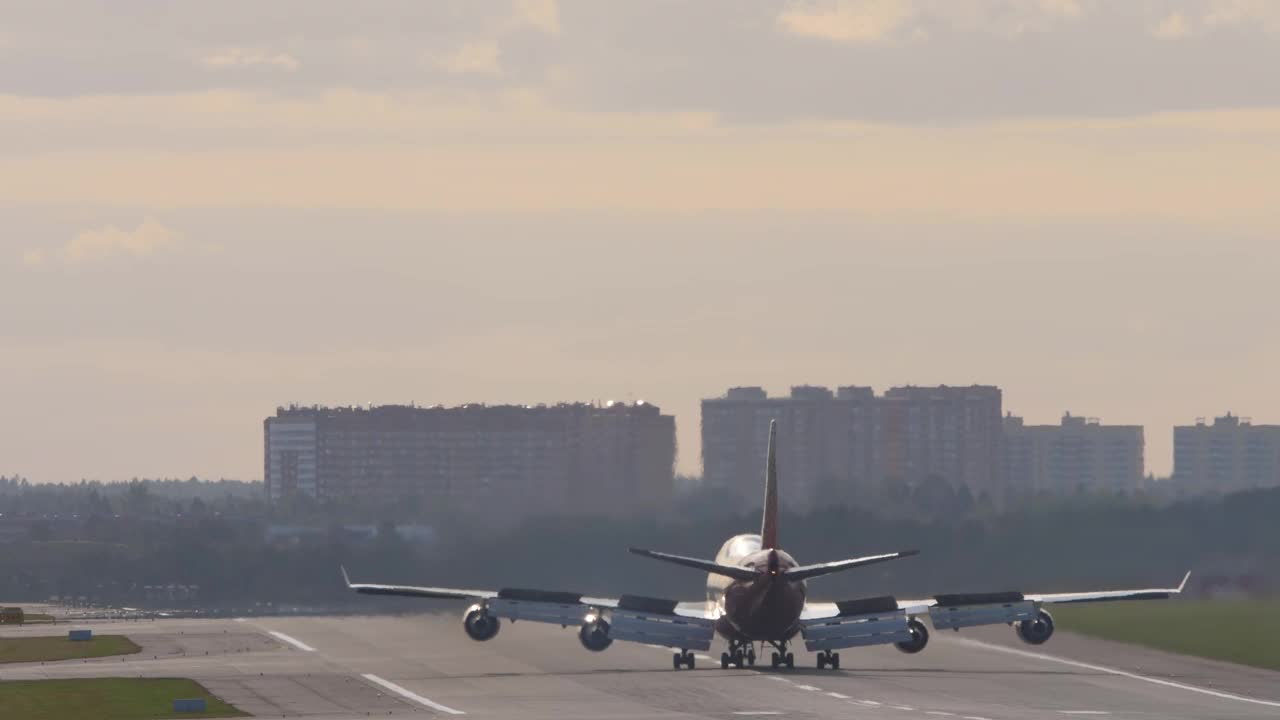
1053,600 -> 1280,671
23,613 -> 57,624
0,635 -> 141,664
0,678 -> 244,720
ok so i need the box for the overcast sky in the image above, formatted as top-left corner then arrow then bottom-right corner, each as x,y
3,0 -> 1280,483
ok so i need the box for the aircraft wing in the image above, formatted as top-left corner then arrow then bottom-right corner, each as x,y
341,567 -> 717,649
895,571 -> 1192,612
797,573 -> 1189,652
342,567 -> 498,600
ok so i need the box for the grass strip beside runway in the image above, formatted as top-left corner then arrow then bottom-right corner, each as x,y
0,635 -> 140,664
0,678 -> 245,720
1053,600 -> 1280,671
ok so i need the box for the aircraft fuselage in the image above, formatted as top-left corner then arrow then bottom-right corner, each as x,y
709,534 -> 806,642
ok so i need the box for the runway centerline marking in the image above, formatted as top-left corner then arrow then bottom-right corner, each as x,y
362,673 -> 465,716
794,684 -> 821,691
857,700 -> 881,706
955,637 -> 1280,710
732,713 -> 783,716
925,712 -> 955,717
1060,713 -> 1110,716
267,631 -> 316,652
826,692 -> 851,699
892,706 -> 915,711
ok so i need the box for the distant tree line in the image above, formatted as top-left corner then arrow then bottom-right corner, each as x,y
0,474 -> 1275,609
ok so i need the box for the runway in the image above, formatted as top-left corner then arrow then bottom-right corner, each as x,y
1,611 -> 1277,719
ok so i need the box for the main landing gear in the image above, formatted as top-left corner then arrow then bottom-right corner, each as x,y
720,640 -> 757,669
673,650 -> 696,670
816,650 -> 840,670
766,640 -> 794,669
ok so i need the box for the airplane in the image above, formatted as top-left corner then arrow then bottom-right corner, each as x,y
344,420 -> 1189,670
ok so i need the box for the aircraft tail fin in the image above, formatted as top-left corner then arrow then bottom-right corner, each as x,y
761,420 -> 779,549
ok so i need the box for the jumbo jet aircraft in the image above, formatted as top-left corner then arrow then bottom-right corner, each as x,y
345,421 -> 1188,670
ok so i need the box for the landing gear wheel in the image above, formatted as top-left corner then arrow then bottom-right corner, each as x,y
721,652 -> 731,669
733,651 -> 746,668
829,652 -> 840,670
817,653 -> 827,670
674,651 -> 695,670
770,651 -> 781,669
784,652 -> 794,669
747,648 -> 756,666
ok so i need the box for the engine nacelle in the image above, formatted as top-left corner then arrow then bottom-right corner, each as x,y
578,615 -> 613,652
894,617 -> 930,654
463,604 -> 500,641
1015,609 -> 1054,645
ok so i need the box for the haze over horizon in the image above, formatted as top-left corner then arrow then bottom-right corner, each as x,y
4,0 -> 1280,484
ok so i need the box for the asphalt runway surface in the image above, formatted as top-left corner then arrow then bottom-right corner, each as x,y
2,611 -> 1277,719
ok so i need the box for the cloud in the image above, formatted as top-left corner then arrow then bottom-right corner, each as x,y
777,0 -> 916,43
200,47 -> 300,72
60,217 -> 185,263
1152,11 -> 1190,39
439,41 -> 502,75
1149,1 -> 1280,39
513,0 -> 560,34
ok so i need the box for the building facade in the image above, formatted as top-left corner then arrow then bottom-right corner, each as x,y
1173,413 -> 1280,493
701,384 -> 1001,510
1003,412 -> 1144,493
264,402 -> 676,524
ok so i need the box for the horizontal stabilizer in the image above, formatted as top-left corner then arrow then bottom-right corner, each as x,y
629,548 -> 760,581
784,550 -> 919,582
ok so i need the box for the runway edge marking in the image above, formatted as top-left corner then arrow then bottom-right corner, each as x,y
954,637 -> 1280,710
267,630 -> 317,652
362,673 -> 466,715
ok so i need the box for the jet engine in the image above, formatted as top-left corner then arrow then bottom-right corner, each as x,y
1015,609 -> 1054,645
463,604 -> 500,641
578,614 -> 613,652
894,617 -> 930,654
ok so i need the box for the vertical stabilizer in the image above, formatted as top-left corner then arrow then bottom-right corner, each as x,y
761,420 -> 779,549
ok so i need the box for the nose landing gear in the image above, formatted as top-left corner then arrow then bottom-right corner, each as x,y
720,640 -> 757,668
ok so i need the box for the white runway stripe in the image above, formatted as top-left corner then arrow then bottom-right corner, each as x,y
956,638 -> 1280,710
363,673 -> 465,715
267,631 -> 316,652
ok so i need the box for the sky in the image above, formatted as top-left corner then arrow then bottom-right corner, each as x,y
3,0 -> 1280,483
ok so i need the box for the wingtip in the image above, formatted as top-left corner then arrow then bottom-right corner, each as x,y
1178,570 -> 1191,593
340,565 -> 352,586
